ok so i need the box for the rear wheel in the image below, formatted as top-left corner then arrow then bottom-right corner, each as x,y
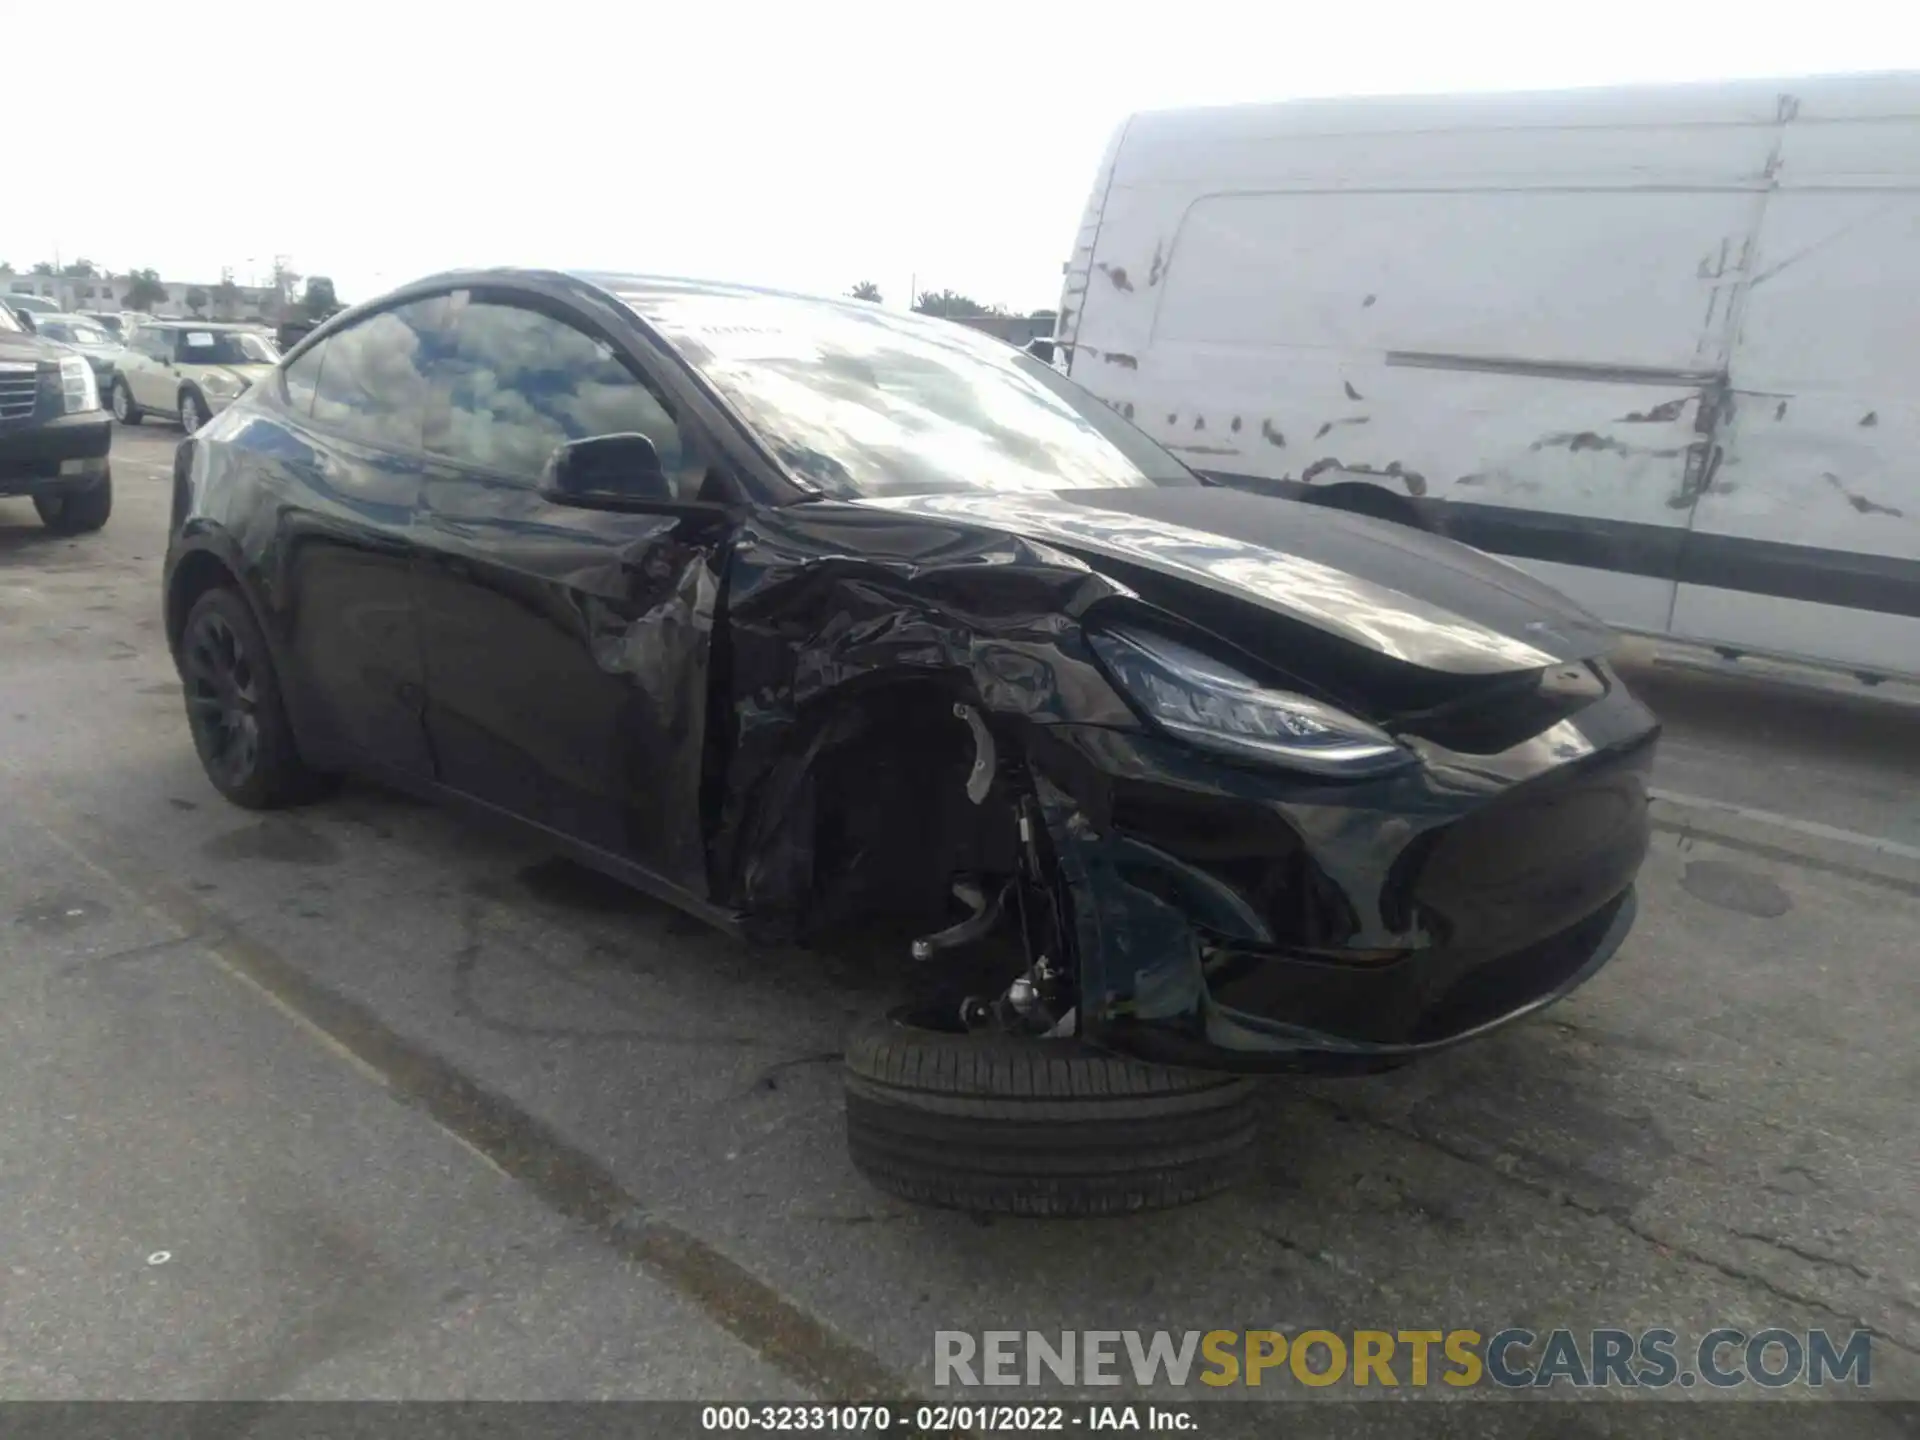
843,1014 -> 1259,1217
111,378 -> 141,424
178,388 -> 206,433
180,587 -> 325,809
34,476 -> 112,534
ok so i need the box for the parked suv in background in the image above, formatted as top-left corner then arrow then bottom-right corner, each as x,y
4,294 -> 65,319
31,315 -> 125,394
112,321 -> 278,432
0,301 -> 112,532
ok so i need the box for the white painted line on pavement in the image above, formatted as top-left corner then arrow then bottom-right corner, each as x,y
1650,787 -> 1920,863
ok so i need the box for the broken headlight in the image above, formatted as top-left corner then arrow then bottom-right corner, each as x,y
1089,624 -> 1410,776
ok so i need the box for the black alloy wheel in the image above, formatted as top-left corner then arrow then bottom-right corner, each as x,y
179,588 -> 325,808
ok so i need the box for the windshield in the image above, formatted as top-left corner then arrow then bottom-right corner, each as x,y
40,322 -> 112,346
177,330 -> 278,365
635,291 -> 1196,499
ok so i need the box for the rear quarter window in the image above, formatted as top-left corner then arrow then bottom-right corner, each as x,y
281,344 -> 323,417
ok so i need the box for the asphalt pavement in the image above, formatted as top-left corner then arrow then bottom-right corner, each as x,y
2,422 -> 1915,1415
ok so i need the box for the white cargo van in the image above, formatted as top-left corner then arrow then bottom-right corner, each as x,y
1055,73 -> 1920,681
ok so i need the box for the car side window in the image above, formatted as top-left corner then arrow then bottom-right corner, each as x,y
140,330 -> 171,362
432,298 -> 695,495
281,343 -> 325,418
308,298 -> 441,451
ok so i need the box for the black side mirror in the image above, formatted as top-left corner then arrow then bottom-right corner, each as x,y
1024,338 -> 1054,364
541,432 -> 671,508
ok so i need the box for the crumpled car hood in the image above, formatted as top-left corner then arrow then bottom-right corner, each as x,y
852,486 -> 1613,675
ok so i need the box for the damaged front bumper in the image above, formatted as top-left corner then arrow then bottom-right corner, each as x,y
1028,680 -> 1657,1073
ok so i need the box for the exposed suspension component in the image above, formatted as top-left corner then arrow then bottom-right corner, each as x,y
906,702 -> 1074,1037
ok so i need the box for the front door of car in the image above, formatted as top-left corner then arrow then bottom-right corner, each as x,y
412,291 -> 738,896
258,299 -> 440,779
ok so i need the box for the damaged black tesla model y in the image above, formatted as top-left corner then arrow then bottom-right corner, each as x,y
163,271 -> 1658,1216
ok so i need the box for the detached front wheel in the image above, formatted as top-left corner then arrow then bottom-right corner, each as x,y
844,1016 -> 1258,1217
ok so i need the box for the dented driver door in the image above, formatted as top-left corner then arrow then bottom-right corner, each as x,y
410,293 -> 733,895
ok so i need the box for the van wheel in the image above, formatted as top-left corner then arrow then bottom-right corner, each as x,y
34,475 -> 112,534
111,378 -> 141,425
180,588 -> 327,809
843,1014 -> 1259,1217
179,388 -> 207,433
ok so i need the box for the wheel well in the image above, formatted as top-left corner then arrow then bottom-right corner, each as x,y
166,550 -> 238,657
796,682 -> 1023,939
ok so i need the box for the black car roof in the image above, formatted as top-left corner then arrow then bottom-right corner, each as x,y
570,270 -> 946,325
375,267 -> 934,326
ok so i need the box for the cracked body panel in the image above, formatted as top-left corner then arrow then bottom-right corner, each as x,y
698,486 -> 1654,1069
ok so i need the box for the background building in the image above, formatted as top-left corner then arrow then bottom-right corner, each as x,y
3,273 -> 282,320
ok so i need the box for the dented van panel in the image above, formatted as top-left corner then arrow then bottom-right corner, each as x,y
1061,74 -> 1920,680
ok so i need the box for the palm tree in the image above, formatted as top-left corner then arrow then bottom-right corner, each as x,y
847,281 -> 883,303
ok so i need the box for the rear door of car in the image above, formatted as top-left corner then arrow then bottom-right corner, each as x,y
411,285 -> 739,896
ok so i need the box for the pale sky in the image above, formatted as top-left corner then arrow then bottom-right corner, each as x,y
8,1 -> 1917,313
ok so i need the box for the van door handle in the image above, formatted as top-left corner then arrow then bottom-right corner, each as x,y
1674,374 -> 1731,508
1677,441 -> 1723,507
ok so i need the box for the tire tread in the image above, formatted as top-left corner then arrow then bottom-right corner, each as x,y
843,1020 -> 1257,1217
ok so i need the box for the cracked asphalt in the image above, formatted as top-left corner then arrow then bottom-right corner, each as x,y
1,425 -> 1915,1419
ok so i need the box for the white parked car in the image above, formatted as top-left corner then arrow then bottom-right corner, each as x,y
1054,73 -> 1920,683
111,321 -> 279,432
